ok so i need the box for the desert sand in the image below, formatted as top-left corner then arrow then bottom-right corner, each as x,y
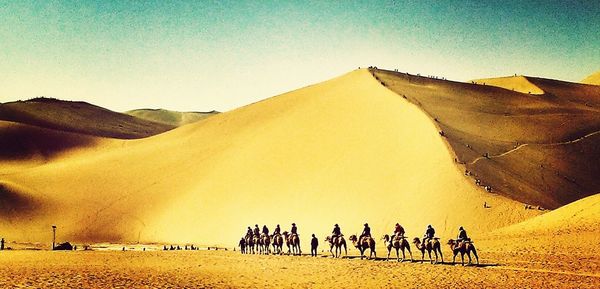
582,71 -> 600,85
0,248 -> 598,289
1,69 -> 542,245
1,68 -> 600,288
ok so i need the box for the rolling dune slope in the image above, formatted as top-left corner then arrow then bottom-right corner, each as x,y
582,71 -> 600,85
0,98 -> 174,139
373,69 -> 600,209
126,109 -> 219,126
0,69 -> 539,246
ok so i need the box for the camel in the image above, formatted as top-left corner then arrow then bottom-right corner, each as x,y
447,239 -> 479,266
272,234 -> 284,255
325,235 -> 347,258
252,235 -> 260,254
245,235 -> 255,254
349,235 -> 376,260
382,234 -> 412,262
261,234 -> 271,255
282,231 -> 302,255
412,237 -> 443,264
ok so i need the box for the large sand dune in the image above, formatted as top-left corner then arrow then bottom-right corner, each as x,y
373,69 -> 600,209
0,69 -> 540,246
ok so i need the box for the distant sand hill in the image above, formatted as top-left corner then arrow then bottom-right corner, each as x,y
0,98 -> 174,139
582,71 -> 600,85
374,69 -> 600,209
472,76 -> 544,94
126,109 -> 218,126
1,69 -> 599,247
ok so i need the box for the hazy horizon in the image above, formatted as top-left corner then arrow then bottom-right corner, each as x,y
1,0 -> 599,112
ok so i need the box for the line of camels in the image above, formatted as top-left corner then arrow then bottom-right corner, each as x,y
240,232 -> 479,266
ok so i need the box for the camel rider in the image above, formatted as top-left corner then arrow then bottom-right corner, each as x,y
246,227 -> 253,238
360,223 -> 371,242
332,224 -> 341,238
423,225 -> 435,243
393,223 -> 405,239
274,224 -> 281,236
262,225 -> 269,236
253,224 -> 260,237
291,223 -> 298,236
457,226 -> 469,243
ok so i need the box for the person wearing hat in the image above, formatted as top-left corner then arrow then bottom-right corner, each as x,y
245,226 -> 253,238
359,223 -> 371,242
331,224 -> 342,239
290,223 -> 298,236
423,224 -> 435,243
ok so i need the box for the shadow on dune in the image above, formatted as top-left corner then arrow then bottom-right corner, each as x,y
0,122 -> 99,160
0,181 -> 41,217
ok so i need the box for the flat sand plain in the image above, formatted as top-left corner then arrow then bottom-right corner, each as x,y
0,249 -> 598,288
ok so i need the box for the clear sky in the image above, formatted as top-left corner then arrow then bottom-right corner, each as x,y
1,0 -> 599,112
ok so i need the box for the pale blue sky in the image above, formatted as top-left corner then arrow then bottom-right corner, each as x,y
1,1 -> 599,111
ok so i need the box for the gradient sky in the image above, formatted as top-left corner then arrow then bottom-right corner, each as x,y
1,0 -> 599,112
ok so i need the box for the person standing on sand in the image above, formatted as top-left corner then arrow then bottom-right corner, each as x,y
311,234 -> 318,257
1,238 -> 4,250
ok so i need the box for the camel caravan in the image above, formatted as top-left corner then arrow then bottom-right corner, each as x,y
238,223 -> 479,266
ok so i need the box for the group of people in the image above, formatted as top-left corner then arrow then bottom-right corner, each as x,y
239,222 -> 471,256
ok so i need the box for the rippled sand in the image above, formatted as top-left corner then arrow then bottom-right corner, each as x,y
0,249 -> 598,288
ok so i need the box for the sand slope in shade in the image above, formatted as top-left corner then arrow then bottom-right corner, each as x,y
582,71 -> 600,85
374,69 -> 600,209
0,98 -> 174,139
0,69 -> 540,245
126,109 -> 219,126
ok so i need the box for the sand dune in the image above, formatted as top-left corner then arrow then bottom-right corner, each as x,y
373,69 -> 600,208
0,97 -> 174,139
126,109 -> 219,126
582,71 -> 600,85
0,69 -> 540,246
472,75 -> 544,94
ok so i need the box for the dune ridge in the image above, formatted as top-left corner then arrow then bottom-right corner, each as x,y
126,109 -> 219,126
582,71 -> 600,85
0,69 -> 540,246
472,75 -> 545,94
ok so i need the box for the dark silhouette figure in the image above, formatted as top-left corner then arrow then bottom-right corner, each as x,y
274,224 -> 281,236
262,225 -> 269,236
457,227 -> 469,243
311,234 -> 318,257
423,225 -> 435,244
290,223 -> 298,235
359,223 -> 371,242
1,238 -> 4,250
163,245 -> 168,251
53,242 -> 73,251
332,224 -> 341,238
393,223 -> 405,238
239,238 -> 246,254
253,225 -> 260,237
246,227 -> 253,238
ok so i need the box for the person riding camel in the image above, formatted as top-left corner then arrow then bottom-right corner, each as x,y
423,224 -> 435,243
291,223 -> 298,236
253,224 -> 260,237
246,226 -> 253,238
457,226 -> 469,243
393,223 -> 405,239
262,225 -> 269,237
359,223 -> 371,242
332,224 -> 342,238
274,224 -> 281,236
